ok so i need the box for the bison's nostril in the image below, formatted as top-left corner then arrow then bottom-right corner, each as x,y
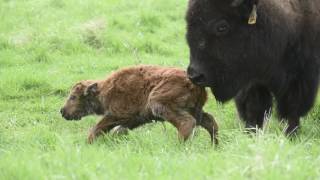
189,73 -> 206,83
187,67 -> 206,84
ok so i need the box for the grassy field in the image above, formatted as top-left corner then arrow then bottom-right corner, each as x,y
1,0 -> 320,179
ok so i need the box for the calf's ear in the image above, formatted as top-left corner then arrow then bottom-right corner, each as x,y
84,83 -> 98,96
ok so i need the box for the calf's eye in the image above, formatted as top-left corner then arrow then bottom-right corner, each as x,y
69,95 -> 77,100
208,19 -> 230,36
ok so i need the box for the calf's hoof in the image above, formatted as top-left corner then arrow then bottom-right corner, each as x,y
87,127 -> 96,144
110,125 -> 129,136
87,134 -> 95,144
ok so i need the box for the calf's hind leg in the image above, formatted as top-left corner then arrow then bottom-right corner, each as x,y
198,112 -> 219,145
158,108 -> 196,142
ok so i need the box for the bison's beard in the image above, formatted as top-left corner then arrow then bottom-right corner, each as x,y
208,72 -> 244,102
210,85 -> 238,102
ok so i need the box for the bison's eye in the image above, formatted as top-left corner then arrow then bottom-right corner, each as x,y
208,19 -> 230,36
69,95 -> 77,101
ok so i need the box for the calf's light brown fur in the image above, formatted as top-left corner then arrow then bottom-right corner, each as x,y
60,65 -> 218,144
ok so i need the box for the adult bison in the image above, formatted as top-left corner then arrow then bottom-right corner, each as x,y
186,0 -> 320,135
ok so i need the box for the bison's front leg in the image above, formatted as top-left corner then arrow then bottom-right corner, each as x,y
276,71 -> 319,136
235,84 -> 272,132
285,118 -> 300,136
88,116 -> 119,144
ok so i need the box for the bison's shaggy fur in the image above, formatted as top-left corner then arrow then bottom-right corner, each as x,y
186,0 -> 320,135
61,65 -> 218,144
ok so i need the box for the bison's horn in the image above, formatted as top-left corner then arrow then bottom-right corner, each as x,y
231,0 -> 245,7
248,4 -> 257,25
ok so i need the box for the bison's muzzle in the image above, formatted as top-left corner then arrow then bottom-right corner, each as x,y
187,66 -> 208,86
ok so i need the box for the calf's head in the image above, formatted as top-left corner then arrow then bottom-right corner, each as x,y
60,81 -> 102,120
186,0 -> 285,102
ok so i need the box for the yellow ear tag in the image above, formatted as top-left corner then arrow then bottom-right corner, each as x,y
248,4 -> 257,25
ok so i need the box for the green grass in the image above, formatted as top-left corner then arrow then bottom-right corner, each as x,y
1,0 -> 320,179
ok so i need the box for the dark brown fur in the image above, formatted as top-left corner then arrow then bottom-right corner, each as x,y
60,65 -> 218,145
186,0 -> 320,135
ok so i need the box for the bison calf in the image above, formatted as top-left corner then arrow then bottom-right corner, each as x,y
60,65 -> 218,145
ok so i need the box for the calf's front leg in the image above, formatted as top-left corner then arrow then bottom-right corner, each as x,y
88,116 -> 119,144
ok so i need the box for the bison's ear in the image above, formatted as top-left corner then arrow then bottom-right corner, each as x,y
231,0 -> 258,25
84,83 -> 98,96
